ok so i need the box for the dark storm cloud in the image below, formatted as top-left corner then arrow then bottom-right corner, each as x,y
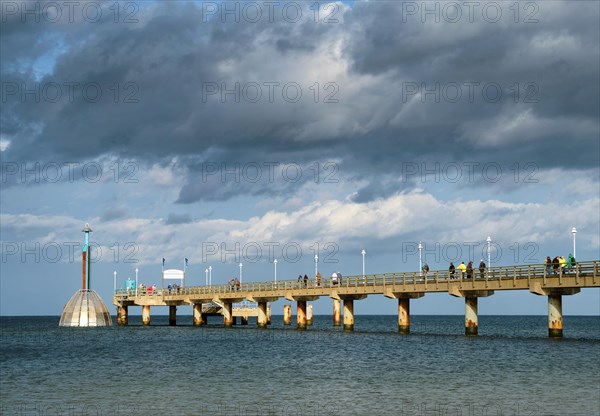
2,1 -> 598,202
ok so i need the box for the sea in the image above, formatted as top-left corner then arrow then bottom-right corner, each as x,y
1,315 -> 599,416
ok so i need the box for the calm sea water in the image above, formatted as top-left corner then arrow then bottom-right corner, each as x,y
1,315 -> 599,416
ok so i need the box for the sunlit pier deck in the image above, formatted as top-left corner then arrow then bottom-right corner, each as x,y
113,261 -> 599,337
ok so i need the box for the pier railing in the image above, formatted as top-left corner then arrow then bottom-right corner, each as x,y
114,260 -> 598,299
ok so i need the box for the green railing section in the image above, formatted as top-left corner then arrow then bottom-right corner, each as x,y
114,260 -> 598,299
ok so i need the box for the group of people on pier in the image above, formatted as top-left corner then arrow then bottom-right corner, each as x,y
228,278 -> 241,290
545,254 -> 577,274
296,271 -> 338,287
446,260 -> 487,279
167,283 -> 181,294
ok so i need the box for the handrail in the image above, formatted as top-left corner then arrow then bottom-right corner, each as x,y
113,260 -> 599,299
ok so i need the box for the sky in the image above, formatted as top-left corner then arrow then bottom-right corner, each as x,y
1,0 -> 599,316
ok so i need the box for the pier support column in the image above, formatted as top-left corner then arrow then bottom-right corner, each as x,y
307,304 -> 313,326
548,295 -> 563,338
169,305 -> 177,326
193,303 -> 204,326
142,305 -> 151,326
257,302 -> 268,328
398,298 -> 410,334
223,303 -> 233,327
283,305 -> 292,326
343,299 -> 354,332
241,316 -> 249,325
465,297 -> 478,336
333,299 -> 341,326
297,301 -> 307,330
116,306 -> 128,326
267,304 -> 272,325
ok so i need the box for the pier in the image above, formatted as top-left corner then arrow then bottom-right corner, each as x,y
113,260 -> 599,337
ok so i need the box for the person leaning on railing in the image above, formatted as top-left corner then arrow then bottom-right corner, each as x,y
545,256 -> 552,275
559,256 -> 567,273
466,261 -> 474,280
457,262 -> 467,278
568,254 -> 577,273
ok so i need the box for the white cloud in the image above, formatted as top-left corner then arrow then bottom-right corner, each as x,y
3,190 -> 598,265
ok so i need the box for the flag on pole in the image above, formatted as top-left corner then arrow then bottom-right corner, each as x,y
162,258 -> 165,267
185,258 -> 189,267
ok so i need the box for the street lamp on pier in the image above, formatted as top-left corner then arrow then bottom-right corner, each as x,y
486,236 -> 492,278
361,250 -> 366,277
571,227 -> 577,259
418,242 -> 423,277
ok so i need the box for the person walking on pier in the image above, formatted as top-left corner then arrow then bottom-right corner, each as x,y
479,259 -> 486,278
298,275 -> 303,286
449,262 -> 456,279
422,263 -> 429,276
303,274 -> 309,287
316,271 -> 322,287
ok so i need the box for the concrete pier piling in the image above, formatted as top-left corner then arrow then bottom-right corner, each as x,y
530,285 -> 579,338
343,299 -> 354,331
116,306 -> 128,326
398,298 -> 410,334
241,316 -> 249,325
257,302 -> 268,328
307,304 -> 313,326
267,304 -> 272,325
333,299 -> 341,326
548,295 -> 563,338
283,305 -> 292,326
223,302 -> 233,327
297,301 -> 307,330
465,297 -> 478,336
193,303 -> 204,326
169,305 -> 177,326
142,305 -> 151,326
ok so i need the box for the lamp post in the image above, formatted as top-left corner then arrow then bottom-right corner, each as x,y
239,263 -> 243,286
486,236 -> 492,278
571,227 -> 577,259
314,254 -> 318,277
208,266 -> 212,287
361,250 -> 366,277
205,268 -> 208,286
418,241 -> 423,277
113,271 -> 117,294
135,268 -> 138,296
274,259 -> 278,283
